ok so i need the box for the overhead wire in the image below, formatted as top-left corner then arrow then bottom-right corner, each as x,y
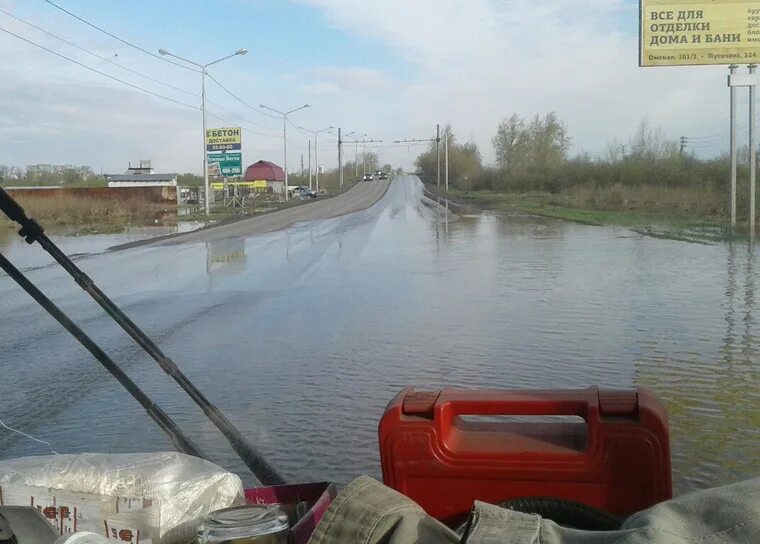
0,7 -> 198,98
0,25 -> 198,110
206,111 -> 280,139
205,72 -> 281,121
41,0 -> 199,72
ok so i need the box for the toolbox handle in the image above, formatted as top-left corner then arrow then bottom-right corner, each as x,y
434,388 -> 602,453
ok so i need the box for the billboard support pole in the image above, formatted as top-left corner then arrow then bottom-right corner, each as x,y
750,64 -> 757,238
730,64 -> 738,229
202,69 -> 210,216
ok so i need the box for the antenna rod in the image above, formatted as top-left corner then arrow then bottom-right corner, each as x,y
0,186 -> 286,485
0,251 -> 204,458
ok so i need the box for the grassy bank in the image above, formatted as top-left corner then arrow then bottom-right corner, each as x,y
435,183 -> 738,244
1,194 -> 174,234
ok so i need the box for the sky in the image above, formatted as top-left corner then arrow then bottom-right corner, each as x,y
0,0 -> 753,175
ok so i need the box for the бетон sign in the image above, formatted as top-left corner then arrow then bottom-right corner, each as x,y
206,127 -> 241,151
640,0 -> 760,66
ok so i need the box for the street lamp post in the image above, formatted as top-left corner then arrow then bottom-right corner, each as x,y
341,131 -> 357,189
355,134 -> 367,178
260,104 -> 310,201
299,126 -> 333,192
158,47 -> 247,217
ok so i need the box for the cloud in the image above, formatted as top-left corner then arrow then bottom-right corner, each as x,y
297,0 -> 736,164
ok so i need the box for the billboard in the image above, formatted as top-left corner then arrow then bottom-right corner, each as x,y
206,127 -> 241,151
207,152 -> 242,177
640,0 -> 760,66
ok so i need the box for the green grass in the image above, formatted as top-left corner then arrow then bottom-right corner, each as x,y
438,186 -> 739,244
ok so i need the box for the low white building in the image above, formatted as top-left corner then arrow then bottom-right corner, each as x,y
106,173 -> 178,188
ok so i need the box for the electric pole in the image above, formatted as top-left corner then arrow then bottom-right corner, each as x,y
436,123 -> 441,189
679,136 -> 688,155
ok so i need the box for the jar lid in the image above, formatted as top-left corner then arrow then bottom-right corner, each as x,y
199,505 -> 289,541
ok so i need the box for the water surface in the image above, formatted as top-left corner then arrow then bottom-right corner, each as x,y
0,177 -> 758,493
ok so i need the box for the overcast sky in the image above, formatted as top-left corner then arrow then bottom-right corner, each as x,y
0,0 -> 751,175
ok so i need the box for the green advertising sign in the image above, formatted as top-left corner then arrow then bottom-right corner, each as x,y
207,152 -> 242,177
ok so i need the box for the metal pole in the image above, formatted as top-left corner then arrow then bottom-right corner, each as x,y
315,133 -> 319,192
0,187 -> 286,484
308,139 -> 312,190
445,131 -> 449,191
338,128 -> 343,189
202,69 -> 210,216
436,124 -> 440,189
731,64 -> 738,228
363,143 -> 366,175
283,116 -> 288,201
751,64 -> 757,235
355,142 -> 358,178
0,251 -> 205,459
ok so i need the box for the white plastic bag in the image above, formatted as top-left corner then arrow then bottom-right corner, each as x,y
0,452 -> 244,544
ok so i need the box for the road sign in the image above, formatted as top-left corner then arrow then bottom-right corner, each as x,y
206,127 -> 241,152
640,0 -> 760,66
207,152 -> 242,177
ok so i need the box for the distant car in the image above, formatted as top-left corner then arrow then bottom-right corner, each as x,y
374,170 -> 382,176
379,173 -> 388,180
362,173 -> 373,182
299,187 -> 318,199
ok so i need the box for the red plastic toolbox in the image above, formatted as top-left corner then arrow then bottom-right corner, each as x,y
379,386 -> 671,525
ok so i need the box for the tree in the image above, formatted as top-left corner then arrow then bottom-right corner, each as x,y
415,125 -> 482,189
493,114 -> 526,171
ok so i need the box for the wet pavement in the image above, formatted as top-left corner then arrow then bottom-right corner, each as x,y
1,176 -> 758,492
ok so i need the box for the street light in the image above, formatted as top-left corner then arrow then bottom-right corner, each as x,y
158,47 -> 247,216
355,134 -> 368,177
299,125 -> 333,192
259,104 -> 310,201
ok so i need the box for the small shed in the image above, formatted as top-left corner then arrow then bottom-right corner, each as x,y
244,160 -> 285,194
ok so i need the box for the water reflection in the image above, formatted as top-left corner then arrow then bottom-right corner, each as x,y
206,238 -> 246,276
2,178 -> 759,493
635,242 -> 760,494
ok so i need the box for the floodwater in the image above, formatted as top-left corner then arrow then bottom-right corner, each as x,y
0,176 -> 758,494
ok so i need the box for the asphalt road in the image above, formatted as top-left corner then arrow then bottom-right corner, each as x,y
153,178 -> 391,246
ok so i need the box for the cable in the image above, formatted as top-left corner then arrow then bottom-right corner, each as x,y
0,25 -> 198,109
42,0 -> 199,72
0,7 -> 198,98
0,415 -> 58,454
205,72 -> 280,120
206,111 -> 280,139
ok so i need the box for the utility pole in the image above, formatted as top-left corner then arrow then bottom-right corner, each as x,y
259,103 -> 310,201
298,125 -> 333,192
342,137 -> 381,179
158,47 -> 247,216
436,123 -> 441,189
300,154 -> 304,178
750,64 -> 757,235
445,131 -> 449,191
308,140 -> 312,190
395,126 -> 442,186
730,64 -> 738,228
338,128 -> 343,190
679,136 -> 687,155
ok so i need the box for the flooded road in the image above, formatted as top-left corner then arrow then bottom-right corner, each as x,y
1,176 -> 758,493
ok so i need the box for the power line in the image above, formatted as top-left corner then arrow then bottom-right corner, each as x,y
206,111 -> 280,139
0,25 -> 197,110
41,0 -> 199,72
0,7 -> 198,98
205,72 -> 280,122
